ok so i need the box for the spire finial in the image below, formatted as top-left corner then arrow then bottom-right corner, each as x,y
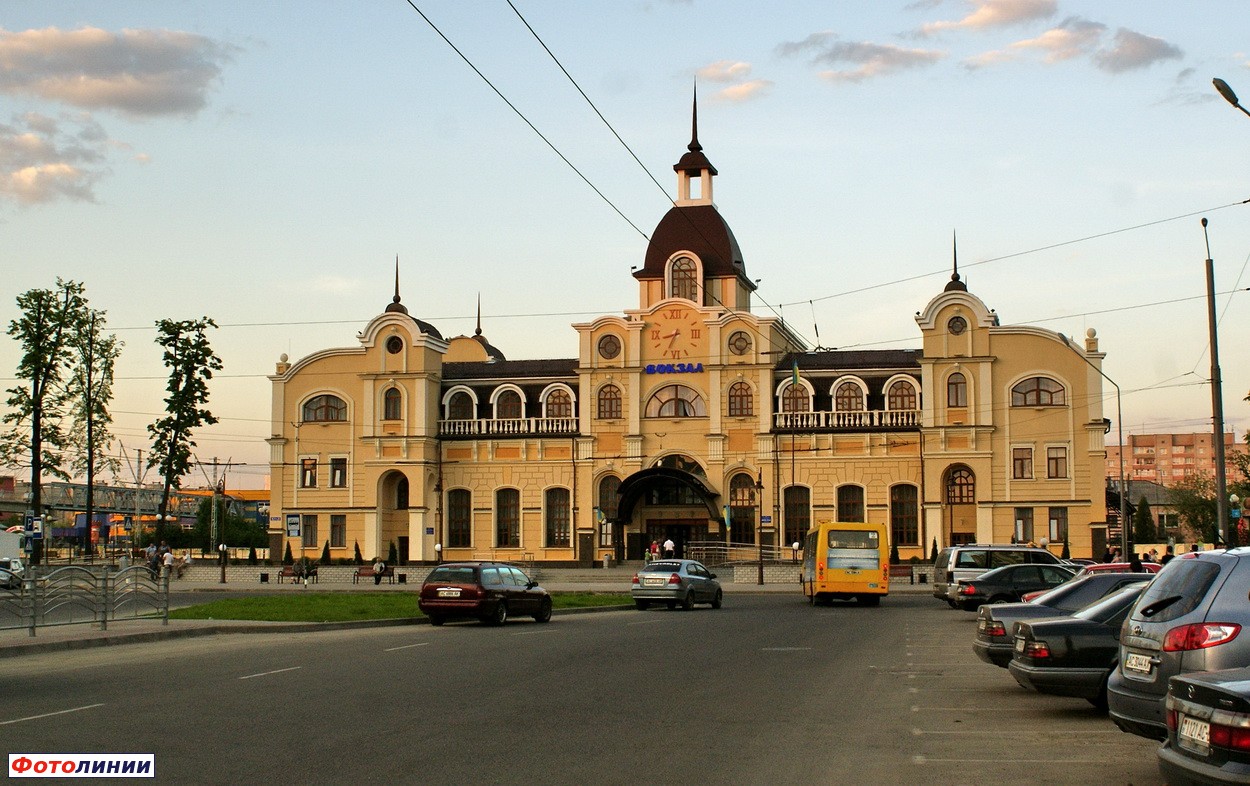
944,231 -> 967,292
688,80 -> 702,153
393,255 -> 401,305
474,293 -> 482,337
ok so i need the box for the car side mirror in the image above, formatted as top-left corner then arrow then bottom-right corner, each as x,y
709,573 -> 717,579
526,581 -> 537,589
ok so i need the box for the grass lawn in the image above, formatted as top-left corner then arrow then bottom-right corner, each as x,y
169,592 -> 630,622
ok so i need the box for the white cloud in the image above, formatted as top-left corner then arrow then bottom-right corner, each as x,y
0,26 -> 235,118
1009,16 -> 1105,63
0,112 -> 109,204
920,0 -> 1056,36
716,79 -> 773,102
779,33 -> 944,83
1093,28 -> 1183,73
697,60 -> 753,83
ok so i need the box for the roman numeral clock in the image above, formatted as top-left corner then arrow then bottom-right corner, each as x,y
650,307 -> 702,360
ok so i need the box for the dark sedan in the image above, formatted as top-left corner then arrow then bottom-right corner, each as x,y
1008,583 -> 1147,710
974,572 -> 1156,667
418,562 -> 552,626
953,563 -> 1075,611
1159,665 -> 1250,785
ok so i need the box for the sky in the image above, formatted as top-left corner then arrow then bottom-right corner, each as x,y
1,0 -> 1248,491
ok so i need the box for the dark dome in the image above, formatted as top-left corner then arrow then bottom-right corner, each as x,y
635,204 -> 752,289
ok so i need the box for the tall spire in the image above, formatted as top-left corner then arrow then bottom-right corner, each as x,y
689,80 -> 702,152
944,230 -> 967,291
474,293 -> 482,337
385,255 -> 409,313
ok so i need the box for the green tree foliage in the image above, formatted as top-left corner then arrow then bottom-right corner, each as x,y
1169,472 -> 1218,544
283,541 -> 294,565
65,308 -> 123,552
353,541 -> 363,565
1133,496 -> 1156,544
147,318 -> 222,544
320,541 -> 331,565
193,497 -> 267,553
1,279 -> 91,565
387,540 -> 398,565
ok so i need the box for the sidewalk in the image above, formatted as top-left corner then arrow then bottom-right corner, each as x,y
0,569 -> 930,658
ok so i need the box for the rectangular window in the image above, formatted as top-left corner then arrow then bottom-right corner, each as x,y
544,488 -> 571,548
1012,448 -> 1033,479
301,514 -> 318,548
329,457 -> 347,488
1014,508 -> 1033,543
330,514 -> 346,548
1048,507 -> 1067,543
890,485 -> 919,546
1047,447 -> 1067,479
496,489 -> 520,548
447,489 -> 472,548
300,458 -> 317,488
783,486 -> 810,549
837,486 -> 864,522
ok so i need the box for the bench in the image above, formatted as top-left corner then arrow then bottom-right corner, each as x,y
277,565 -> 318,584
888,565 -> 914,584
353,566 -> 396,584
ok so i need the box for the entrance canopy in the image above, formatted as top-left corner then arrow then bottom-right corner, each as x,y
614,467 -> 723,524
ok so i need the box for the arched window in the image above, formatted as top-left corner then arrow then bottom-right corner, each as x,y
597,385 -> 622,419
887,380 -> 917,410
545,487 -> 571,547
447,489 -> 471,548
781,383 -> 809,413
645,385 -> 706,418
837,485 -> 865,522
495,389 -> 523,419
784,486 -> 810,549
728,473 -> 757,543
447,390 -> 474,420
383,387 -> 402,420
891,484 -> 919,546
947,373 -> 967,408
496,488 -> 520,547
1011,377 -> 1066,407
545,388 -> 572,418
946,467 -> 975,504
597,475 -> 620,547
302,394 -> 346,423
669,256 -> 699,302
728,381 -> 753,417
834,382 -> 864,411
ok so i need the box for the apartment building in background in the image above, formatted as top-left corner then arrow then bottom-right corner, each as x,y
1107,432 -> 1248,488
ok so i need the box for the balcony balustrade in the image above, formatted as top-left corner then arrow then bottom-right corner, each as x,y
439,417 -> 580,437
773,408 -> 920,431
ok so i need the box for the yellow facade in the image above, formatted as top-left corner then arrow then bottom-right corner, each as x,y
267,117 -> 1110,566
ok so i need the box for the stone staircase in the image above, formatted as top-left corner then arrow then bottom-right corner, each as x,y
533,563 -> 643,585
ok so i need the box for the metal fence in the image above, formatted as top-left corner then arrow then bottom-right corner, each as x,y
0,565 -> 169,637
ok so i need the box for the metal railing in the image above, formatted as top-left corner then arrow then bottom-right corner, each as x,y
685,541 -> 792,567
439,417 -> 579,437
0,565 -> 169,637
773,408 -> 919,430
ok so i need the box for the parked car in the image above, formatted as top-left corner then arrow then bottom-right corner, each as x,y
974,572 -> 1156,668
1021,562 -> 1160,601
933,544 -> 1064,607
952,563 -> 1075,611
1159,665 -> 1250,785
417,562 -> 552,626
1008,583 -> 1148,710
0,557 -> 24,590
1109,547 -> 1250,741
631,559 -> 722,610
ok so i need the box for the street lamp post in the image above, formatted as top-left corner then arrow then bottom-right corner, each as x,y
755,472 -> 765,586
1058,333 -> 1129,559
1200,219 -> 1230,546
1213,78 -> 1250,119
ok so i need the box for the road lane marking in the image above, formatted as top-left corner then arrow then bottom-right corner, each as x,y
912,728 -> 1119,736
512,629 -> 556,636
916,756 -> 1115,764
0,703 -> 105,726
238,666 -> 302,680
383,642 -> 431,651
761,647 -> 812,651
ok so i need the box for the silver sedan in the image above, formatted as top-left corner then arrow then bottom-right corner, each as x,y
631,559 -> 722,610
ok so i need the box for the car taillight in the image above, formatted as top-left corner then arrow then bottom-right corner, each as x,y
632,574 -> 640,585
959,584 -> 976,596
1023,640 -> 1051,659
1210,723 -> 1250,751
1162,623 -> 1242,652
668,573 -> 682,585
985,621 -> 1006,637
1166,709 -> 1177,730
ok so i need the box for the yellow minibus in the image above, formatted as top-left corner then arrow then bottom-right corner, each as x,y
801,521 -> 889,605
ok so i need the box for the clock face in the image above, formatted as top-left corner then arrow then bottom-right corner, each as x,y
650,307 -> 702,360
728,331 -> 752,355
597,334 -> 621,360
947,316 -> 967,336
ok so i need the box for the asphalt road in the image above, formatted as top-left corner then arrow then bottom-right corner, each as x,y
0,594 -> 1163,785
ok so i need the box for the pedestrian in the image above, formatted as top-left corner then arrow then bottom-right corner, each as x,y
1129,552 -> 1144,572
662,538 -> 675,559
372,556 -> 386,585
1100,547 -> 1114,563
177,551 -> 192,578
1160,545 -> 1175,566
1144,549 -> 1158,564
161,549 -> 175,578
649,540 -> 660,563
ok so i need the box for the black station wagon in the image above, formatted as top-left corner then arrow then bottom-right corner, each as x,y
418,561 -> 552,626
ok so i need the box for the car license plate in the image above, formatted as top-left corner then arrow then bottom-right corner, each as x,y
977,619 -> 987,633
644,577 -> 666,587
1124,652 -> 1153,674
1177,714 -> 1210,755
437,589 -> 461,598
1014,637 -> 1025,653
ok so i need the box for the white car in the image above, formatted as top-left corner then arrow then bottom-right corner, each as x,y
0,557 -> 25,589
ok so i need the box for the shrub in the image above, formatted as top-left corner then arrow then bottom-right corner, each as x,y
282,541 -> 293,565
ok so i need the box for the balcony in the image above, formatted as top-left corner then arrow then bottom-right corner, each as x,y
439,417 -> 579,437
773,409 -> 920,431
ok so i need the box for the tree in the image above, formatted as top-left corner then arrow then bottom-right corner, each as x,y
353,541 -> 363,565
147,318 -> 222,545
65,308 -> 123,556
1133,496 -> 1156,545
0,279 -> 90,565
1169,472 -> 1218,545
320,541 -> 331,565
930,538 -> 938,562
387,540 -> 398,565
282,541 -> 294,565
